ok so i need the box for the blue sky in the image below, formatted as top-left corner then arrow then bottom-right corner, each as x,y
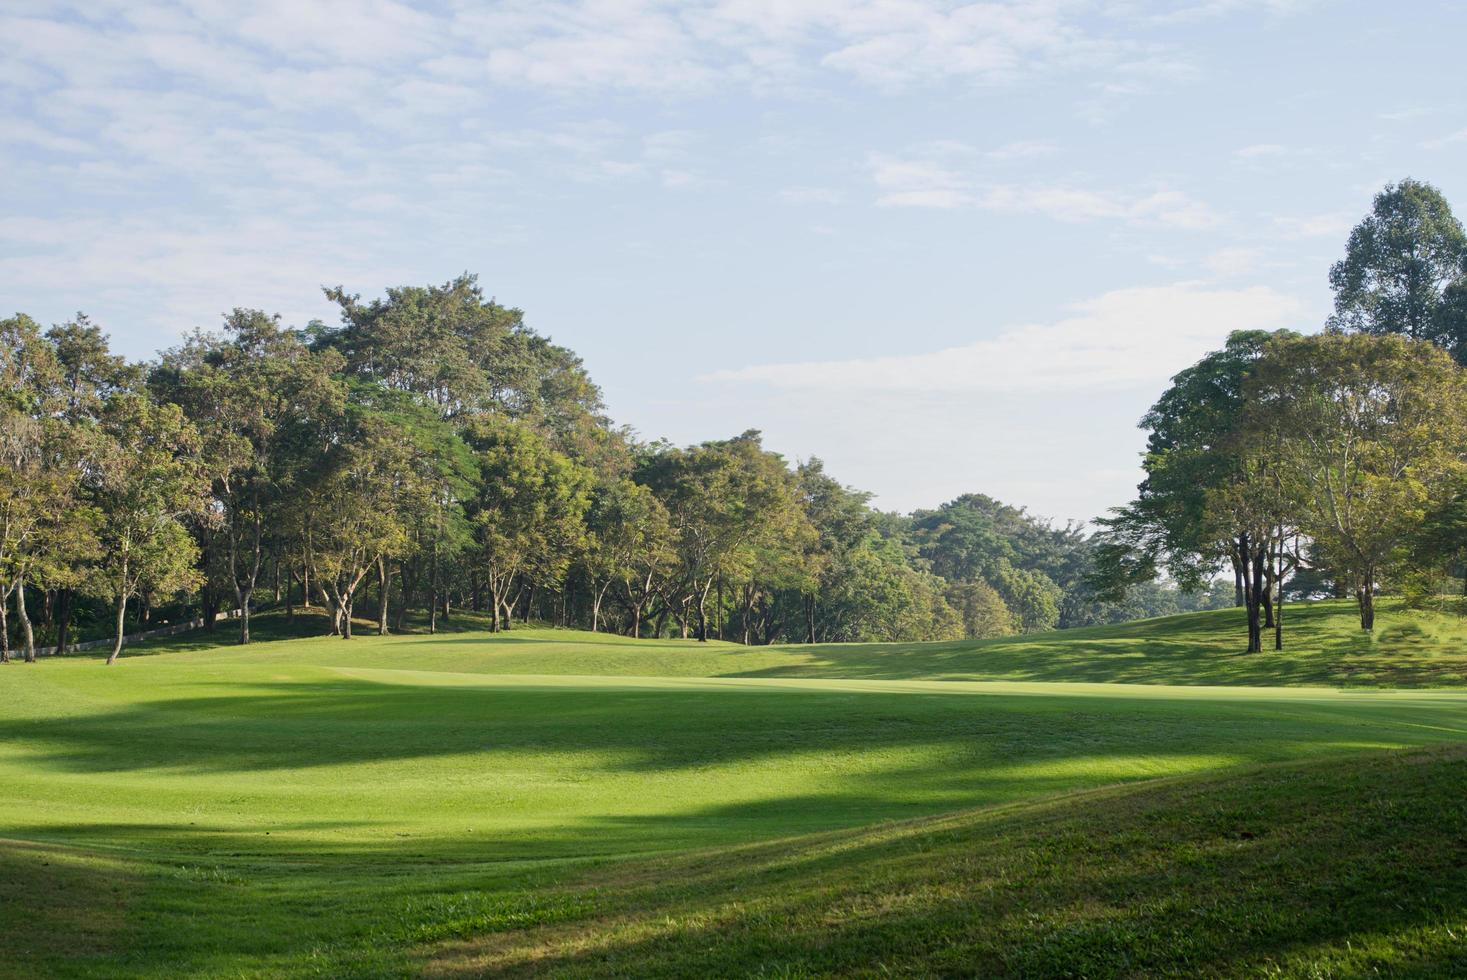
4,1 -> 1467,523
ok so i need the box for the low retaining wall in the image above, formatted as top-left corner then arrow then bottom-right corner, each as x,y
29,608 -> 242,657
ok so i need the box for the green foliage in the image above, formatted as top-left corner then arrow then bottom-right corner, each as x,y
1329,177 -> 1467,347
1249,332 -> 1467,628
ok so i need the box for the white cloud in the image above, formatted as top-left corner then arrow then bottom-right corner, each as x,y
1273,211 -> 1353,239
703,283 -> 1304,393
1203,246 -> 1263,277
984,139 -> 1059,161
868,150 -> 1223,227
869,153 -> 972,208
1423,127 -> 1467,150
779,186 -> 844,205
1235,143 -> 1288,158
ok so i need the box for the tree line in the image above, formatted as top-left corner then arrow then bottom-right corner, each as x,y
3,278 -> 1212,664
1094,178 -> 1467,651
12,178 -> 1458,663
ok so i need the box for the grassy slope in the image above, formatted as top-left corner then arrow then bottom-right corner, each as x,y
139,597 -> 1467,688
429,745 -> 1467,978
3,600 -> 1467,975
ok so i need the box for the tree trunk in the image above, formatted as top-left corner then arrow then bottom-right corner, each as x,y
55,588 -> 72,655
0,584 -> 10,664
334,585 -> 354,640
107,590 -> 127,665
16,578 -> 36,663
1274,580 -> 1284,651
1237,534 -> 1263,654
286,567 -> 295,621
695,579 -> 713,642
376,556 -> 390,636
805,594 -> 816,644
236,585 -> 253,645
592,580 -> 611,633
202,586 -> 220,632
1358,569 -> 1376,630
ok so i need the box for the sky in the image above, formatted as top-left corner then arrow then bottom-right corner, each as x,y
4,1 -> 1467,525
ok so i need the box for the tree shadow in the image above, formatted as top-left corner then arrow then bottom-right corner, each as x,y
425,745 -> 1467,978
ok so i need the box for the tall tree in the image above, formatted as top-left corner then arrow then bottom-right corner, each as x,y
584,479 -> 672,634
636,432 -> 801,642
1253,333 -> 1467,629
1329,178 -> 1467,349
1092,330 -> 1298,651
467,417 -> 592,631
92,392 -> 210,664
0,316 -> 99,662
156,311 -> 344,643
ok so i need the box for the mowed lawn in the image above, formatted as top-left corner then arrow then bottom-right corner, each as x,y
4,600 -> 1467,976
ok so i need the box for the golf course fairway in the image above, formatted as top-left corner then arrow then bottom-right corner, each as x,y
4,600 -> 1467,976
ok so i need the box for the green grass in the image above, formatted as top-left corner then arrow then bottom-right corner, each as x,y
4,599 -> 1467,976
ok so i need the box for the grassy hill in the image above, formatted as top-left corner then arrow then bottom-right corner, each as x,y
3,600 -> 1467,976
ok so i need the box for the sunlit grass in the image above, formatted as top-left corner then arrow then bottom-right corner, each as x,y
4,599 -> 1467,975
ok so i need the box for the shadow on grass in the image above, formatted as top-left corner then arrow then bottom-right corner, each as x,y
10,674 -> 1467,781
736,599 -> 1467,688
425,745 -> 1467,978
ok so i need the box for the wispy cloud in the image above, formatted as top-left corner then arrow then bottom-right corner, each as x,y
704,283 -> 1303,393
1273,211 -> 1353,239
868,150 -> 1223,228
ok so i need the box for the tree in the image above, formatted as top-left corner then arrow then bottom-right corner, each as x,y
316,275 -> 605,440
0,316 -> 100,663
793,459 -> 876,643
635,432 -> 802,642
1329,179 -> 1467,348
585,479 -> 672,634
300,386 -> 461,639
1253,333 -> 1467,630
946,578 -> 1015,639
92,392 -> 210,664
468,417 -> 592,631
155,311 -> 343,643
1092,330 -> 1300,651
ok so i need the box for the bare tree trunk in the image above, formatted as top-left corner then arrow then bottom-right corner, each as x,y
1237,534 -> 1263,654
695,578 -> 713,642
376,556 -> 390,636
592,580 -> 611,633
16,578 -> 36,663
1273,527 -> 1286,651
236,583 -> 253,645
0,583 -> 11,663
1358,568 -> 1376,630
1275,579 -> 1284,651
107,588 -> 128,665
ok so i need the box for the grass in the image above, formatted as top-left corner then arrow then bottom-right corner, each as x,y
3,599 -> 1467,976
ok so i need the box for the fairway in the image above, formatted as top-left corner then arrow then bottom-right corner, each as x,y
6,605 -> 1467,976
